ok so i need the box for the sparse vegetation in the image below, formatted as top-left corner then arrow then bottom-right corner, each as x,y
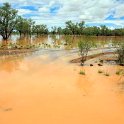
78,36 -> 96,66
104,73 -> 110,76
79,70 -> 85,75
113,41 -> 124,65
116,69 -> 124,76
98,70 -> 103,74
117,43 -> 124,65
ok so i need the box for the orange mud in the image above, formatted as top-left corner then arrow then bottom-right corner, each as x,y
0,53 -> 124,124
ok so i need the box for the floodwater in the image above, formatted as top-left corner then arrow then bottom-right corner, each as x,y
0,48 -> 124,124
0,35 -> 124,50
0,36 -> 124,124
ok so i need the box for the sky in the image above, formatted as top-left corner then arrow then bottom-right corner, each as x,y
0,0 -> 124,29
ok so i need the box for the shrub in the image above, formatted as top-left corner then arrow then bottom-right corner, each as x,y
116,69 -> 124,75
78,36 -> 96,66
98,70 -> 103,74
104,73 -> 110,76
115,42 -> 124,65
79,70 -> 85,75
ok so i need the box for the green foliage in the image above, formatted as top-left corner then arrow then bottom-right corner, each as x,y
1,2 -> 124,42
33,24 -> 48,36
117,43 -> 124,64
0,3 -> 18,40
79,70 -> 85,75
64,21 -> 85,35
16,16 -> 35,37
51,26 -> 57,34
113,41 -> 124,64
78,36 -> 96,65
50,22 -> 124,36
116,69 -> 124,75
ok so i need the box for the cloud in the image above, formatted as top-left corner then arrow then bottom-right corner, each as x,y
18,8 -> 32,16
0,0 -> 124,28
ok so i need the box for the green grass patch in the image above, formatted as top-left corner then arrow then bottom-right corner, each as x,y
79,70 -> 85,75
116,69 -> 124,76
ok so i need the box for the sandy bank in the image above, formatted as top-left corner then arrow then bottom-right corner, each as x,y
0,48 -> 38,56
70,52 -> 117,63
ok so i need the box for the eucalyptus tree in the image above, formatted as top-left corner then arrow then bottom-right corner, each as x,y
27,19 -> 35,37
57,27 -> 63,35
92,26 -> 101,36
63,21 -> 85,35
51,26 -> 57,34
114,28 -> 124,36
63,28 -> 72,35
16,16 -> 26,37
77,21 -> 85,35
65,21 -> 78,35
16,17 -> 35,37
83,26 -> 101,36
100,25 -> 109,36
0,3 -> 18,40
33,24 -> 48,36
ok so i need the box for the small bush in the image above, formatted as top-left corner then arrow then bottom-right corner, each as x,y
79,70 -> 85,75
116,69 -> 124,75
99,59 -> 103,63
116,42 -> 124,65
104,73 -> 110,76
98,70 -> 103,74
116,71 -> 121,75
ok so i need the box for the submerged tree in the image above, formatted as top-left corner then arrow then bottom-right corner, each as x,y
0,3 -> 18,40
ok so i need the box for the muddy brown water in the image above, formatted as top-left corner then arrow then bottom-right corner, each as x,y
0,35 -> 124,50
0,48 -> 124,124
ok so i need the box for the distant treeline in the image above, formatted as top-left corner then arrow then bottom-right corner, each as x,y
0,3 -> 124,41
50,21 -> 124,36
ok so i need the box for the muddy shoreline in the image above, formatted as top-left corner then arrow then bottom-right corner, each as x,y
0,48 -> 38,56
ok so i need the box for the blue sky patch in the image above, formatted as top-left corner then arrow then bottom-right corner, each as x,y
0,0 -> 124,28
105,15 -> 117,20
86,22 -> 120,28
21,5 -> 38,11
23,13 -> 39,18
50,4 -> 61,15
